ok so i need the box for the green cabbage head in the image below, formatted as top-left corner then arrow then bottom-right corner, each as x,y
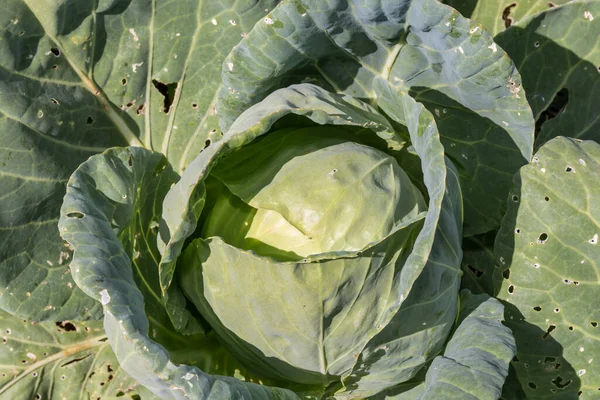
59,82 -> 515,399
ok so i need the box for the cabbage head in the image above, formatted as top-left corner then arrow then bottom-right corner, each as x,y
57,75 -> 518,399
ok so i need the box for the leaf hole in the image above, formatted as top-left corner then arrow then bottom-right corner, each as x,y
151,79 -> 178,113
61,354 -> 92,367
466,264 -> 483,278
503,269 -> 510,279
554,307 -> 560,313
502,3 -> 516,28
515,228 -> 521,234
192,103 -> 198,109
569,326 -> 574,331
56,321 -> 77,332
545,196 -> 550,201
52,65 -> 58,70
535,88 -> 569,137
591,321 -> 598,327
87,116 -> 94,125
528,382 -> 537,389
121,78 -> 127,86
19,30 -> 24,36
512,194 -> 519,202
66,212 -> 84,219
542,324 -> 556,339
544,356 -> 556,363
533,306 -> 542,312
552,376 -> 572,388
538,233 -> 548,243
565,166 -> 574,172
508,284 -> 514,294
50,47 -> 60,56
50,98 -> 59,105
204,139 -> 211,149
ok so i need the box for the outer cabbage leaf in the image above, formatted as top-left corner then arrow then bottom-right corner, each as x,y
412,291 -> 515,400
331,81 -> 463,398
0,308 -> 156,400
216,0 -> 533,236
0,0 -> 278,321
494,0 -> 600,148
58,147 -> 299,400
494,137 -> 600,398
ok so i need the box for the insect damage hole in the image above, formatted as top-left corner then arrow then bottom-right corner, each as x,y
538,233 -> 548,243
502,3 -> 517,28
152,80 -> 178,113
552,376 -> 572,388
535,88 -> 569,137
542,324 -> 556,339
66,212 -> 85,219
50,47 -> 60,56
56,321 -> 77,332
466,264 -> 483,278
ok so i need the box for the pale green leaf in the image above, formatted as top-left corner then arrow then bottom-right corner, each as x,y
495,137 -> 600,398
336,82 -> 463,398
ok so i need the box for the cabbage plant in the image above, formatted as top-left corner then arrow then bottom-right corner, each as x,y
0,0 -> 598,399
